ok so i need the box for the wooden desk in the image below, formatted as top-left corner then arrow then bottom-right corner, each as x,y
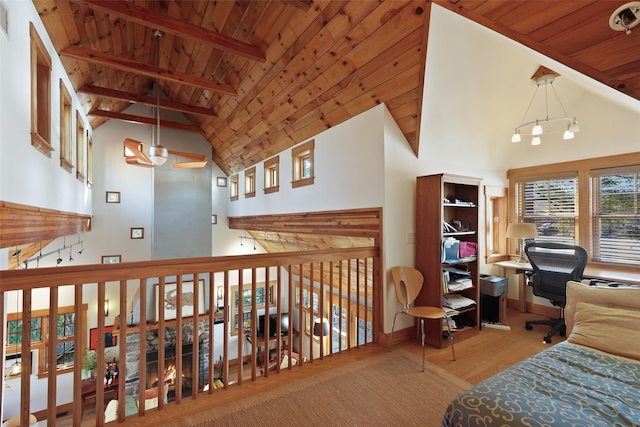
496,260 -> 640,313
81,377 -> 119,417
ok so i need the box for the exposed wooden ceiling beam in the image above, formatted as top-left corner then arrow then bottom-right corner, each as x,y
89,110 -> 203,133
78,85 -> 216,118
60,46 -> 236,96
69,0 -> 266,62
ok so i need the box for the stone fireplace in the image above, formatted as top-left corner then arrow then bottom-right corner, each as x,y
124,321 -> 210,401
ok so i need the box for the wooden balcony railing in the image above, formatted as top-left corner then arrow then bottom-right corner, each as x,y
0,247 -> 379,426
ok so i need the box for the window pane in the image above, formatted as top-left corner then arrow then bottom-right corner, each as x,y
592,172 -> 640,265
302,157 -> 311,178
518,178 -> 577,244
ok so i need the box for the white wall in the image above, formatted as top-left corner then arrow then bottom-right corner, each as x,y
227,105 -> 385,217
0,1 -> 92,214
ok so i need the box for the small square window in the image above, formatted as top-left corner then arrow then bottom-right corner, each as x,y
264,156 -> 279,194
292,139 -> 314,189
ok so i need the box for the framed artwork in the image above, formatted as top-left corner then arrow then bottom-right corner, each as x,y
90,326 -> 117,350
102,255 -> 121,264
211,214 -> 218,225
156,279 -> 206,321
130,227 -> 144,239
217,177 -> 227,187
106,191 -> 120,203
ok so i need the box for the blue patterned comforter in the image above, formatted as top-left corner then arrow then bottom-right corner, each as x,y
442,342 -> 640,427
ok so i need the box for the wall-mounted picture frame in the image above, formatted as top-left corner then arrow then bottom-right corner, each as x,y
89,326 -> 118,350
102,255 -> 121,264
217,177 -> 227,187
211,214 -> 218,225
106,191 -> 120,203
130,227 -> 144,239
156,279 -> 206,321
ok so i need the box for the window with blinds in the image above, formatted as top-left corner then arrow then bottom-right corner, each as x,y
516,176 -> 577,245
591,167 -> 640,265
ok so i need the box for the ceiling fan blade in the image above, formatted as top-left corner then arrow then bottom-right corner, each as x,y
167,149 -> 208,168
123,138 -> 153,166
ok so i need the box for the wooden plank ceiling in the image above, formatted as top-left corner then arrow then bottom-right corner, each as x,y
23,0 -> 640,262
33,0 -> 640,177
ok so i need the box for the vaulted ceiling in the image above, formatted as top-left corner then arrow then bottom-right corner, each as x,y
34,0 -> 640,178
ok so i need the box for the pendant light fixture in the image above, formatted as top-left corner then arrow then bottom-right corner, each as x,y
511,66 -> 579,146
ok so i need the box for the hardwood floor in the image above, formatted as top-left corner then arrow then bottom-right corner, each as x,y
55,308 -> 561,426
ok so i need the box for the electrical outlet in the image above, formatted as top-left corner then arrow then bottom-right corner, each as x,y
406,232 -> 416,244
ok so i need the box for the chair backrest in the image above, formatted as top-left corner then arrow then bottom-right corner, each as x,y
524,242 -> 588,307
390,266 -> 424,308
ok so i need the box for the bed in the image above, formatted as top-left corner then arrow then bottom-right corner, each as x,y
442,281 -> 640,427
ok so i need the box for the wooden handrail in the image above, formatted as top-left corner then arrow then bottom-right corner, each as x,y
0,247 -> 379,425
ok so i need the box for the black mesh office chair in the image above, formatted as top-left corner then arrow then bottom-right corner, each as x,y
524,242 -> 588,343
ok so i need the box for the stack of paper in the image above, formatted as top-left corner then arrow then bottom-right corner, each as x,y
443,294 -> 476,310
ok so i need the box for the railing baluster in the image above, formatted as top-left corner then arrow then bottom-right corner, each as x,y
73,284 -> 83,427
236,272 -> 243,386
157,277 -> 165,410
263,266 -> 270,378
20,289 -> 32,427
47,287 -> 58,424
192,272 -> 199,399
319,262 -> 325,360
96,282 -> 105,426
347,259 -> 352,350
250,268 -> 257,381
207,271 -> 214,394
175,276 -> 183,404
139,278 -> 147,414
222,270 -> 229,390
296,264 -> 303,367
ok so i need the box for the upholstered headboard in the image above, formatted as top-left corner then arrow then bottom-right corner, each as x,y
565,281 -> 640,336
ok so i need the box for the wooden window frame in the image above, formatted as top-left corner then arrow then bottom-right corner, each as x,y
5,304 -> 88,378
264,156 -> 279,194
76,111 -> 86,183
229,282 -> 275,336
507,152 -> 640,273
230,174 -> 239,201
30,23 -> 53,157
244,166 -> 256,198
292,139 -> 314,188
59,79 -> 73,173
87,133 -> 93,188
484,186 -> 509,264
590,165 -> 640,266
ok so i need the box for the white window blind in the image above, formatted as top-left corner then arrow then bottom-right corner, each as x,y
516,176 -> 577,245
591,167 -> 640,265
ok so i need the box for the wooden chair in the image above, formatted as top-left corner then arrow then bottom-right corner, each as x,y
389,266 -> 456,371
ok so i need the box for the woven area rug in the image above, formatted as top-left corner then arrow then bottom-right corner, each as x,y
179,350 -> 471,427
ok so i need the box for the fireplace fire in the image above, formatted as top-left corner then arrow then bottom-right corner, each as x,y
146,342 -> 204,401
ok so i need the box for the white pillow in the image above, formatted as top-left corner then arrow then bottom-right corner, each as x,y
568,301 -> 640,361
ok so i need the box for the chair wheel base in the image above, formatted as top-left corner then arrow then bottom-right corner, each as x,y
525,324 -> 533,331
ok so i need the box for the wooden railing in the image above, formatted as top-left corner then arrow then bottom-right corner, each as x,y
0,247 -> 379,426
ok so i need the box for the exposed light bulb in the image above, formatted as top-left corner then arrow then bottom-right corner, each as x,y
531,136 -> 541,146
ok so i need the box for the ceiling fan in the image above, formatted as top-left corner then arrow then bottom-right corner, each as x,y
123,30 -> 207,170
124,138 -> 208,169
